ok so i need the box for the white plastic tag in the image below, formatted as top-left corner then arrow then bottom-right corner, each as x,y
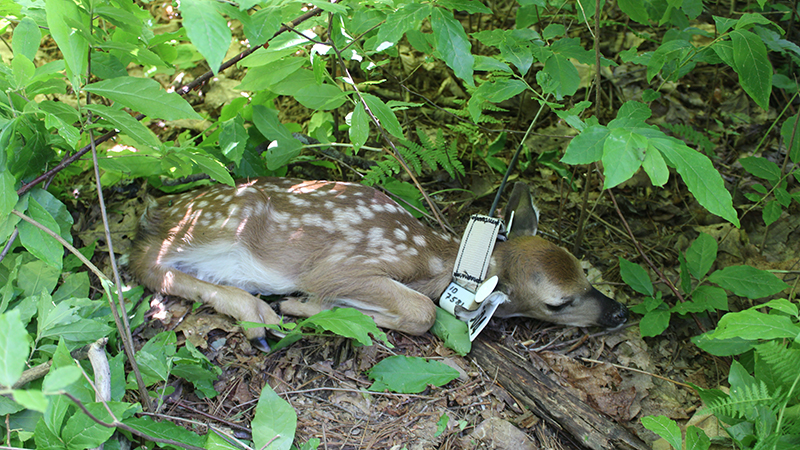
467,292 -> 509,341
439,281 -> 478,316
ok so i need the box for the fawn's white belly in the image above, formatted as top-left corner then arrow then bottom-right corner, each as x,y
164,241 -> 297,295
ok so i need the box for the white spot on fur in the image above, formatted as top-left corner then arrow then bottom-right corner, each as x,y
393,229 -> 407,241
412,235 -> 426,247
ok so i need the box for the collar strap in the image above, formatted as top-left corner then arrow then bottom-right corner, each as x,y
439,214 -> 510,340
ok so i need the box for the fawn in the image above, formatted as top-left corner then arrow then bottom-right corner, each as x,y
130,178 -> 628,351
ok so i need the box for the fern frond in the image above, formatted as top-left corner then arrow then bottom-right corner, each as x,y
362,159 -> 400,186
704,381 -> 777,420
663,123 -> 715,154
756,341 -> 800,392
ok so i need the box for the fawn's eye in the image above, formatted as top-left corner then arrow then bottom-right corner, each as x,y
546,298 -> 574,312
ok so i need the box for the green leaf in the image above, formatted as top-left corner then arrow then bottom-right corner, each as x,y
639,308 -> 670,337
641,416 -> 682,450
18,197 -> 63,269
252,383 -> 297,450
85,104 -> 161,150
368,356 -> 459,394
62,402 -> 129,449
179,0 -> 231,73
84,77 -> 203,121
436,0 -> 492,14
739,156 -> 780,184
474,79 -> 527,103
617,0 -> 649,24
730,29 -> 772,111
377,3 -> 431,45
0,171 -> 18,220
238,58 -> 305,92
349,102 -> 370,150
220,117 -> 248,164
124,416 -> 205,448
692,332 -> 755,356
601,129 -> 646,188
711,309 -> 798,341
685,233 -> 717,279
652,137 -> 739,227
188,153 -> 235,186
619,258 -> 653,296
0,310 -> 28,387
641,145 -> 669,186
431,8 -> 474,87
708,265 -> 788,298
13,17 -> 41,61
42,366 -> 82,393
12,390 -> 48,413
430,308 -> 471,356
543,53 -> 580,97
294,83 -> 347,111
561,125 -> 610,164
762,200 -> 781,226
681,285 -> 728,313
647,39 -> 693,82
299,308 -> 386,346
243,7 -> 282,47
45,0 -> 89,87
362,94 -> 404,139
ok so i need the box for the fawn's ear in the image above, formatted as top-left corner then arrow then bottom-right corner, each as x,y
504,182 -> 539,239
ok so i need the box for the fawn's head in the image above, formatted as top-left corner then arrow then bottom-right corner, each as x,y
491,183 -> 628,329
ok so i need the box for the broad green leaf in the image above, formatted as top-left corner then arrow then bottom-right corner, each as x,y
188,153 -> 235,186
220,117 -> 248,164
13,17 -> 41,61
237,58 -> 305,92
739,156 -> 780,183
708,265 -> 788,298
376,2 -> 431,45
692,333 -> 755,356
265,138 -> 303,170
712,309 -> 798,340
762,200 -> 781,226
180,0 -> 231,73
62,402 -> 129,449
561,125 -> 610,164
430,307 -> 471,356
543,53 -> 579,97
124,416 -> 205,448
780,114 -> 799,163
757,299 -> 798,317
431,8 -> 474,87
730,29 -> 772,111
653,137 -> 739,226
647,39 -> 693,82
252,384 -> 296,450
641,145 -> 669,186
474,78 -> 527,103
608,101 -> 652,127
253,105 -> 294,141
85,104 -> 161,150
0,310 -> 28,387
42,366 -> 82,392
362,94 -> 404,139
685,233 -> 717,279
18,197 -> 63,269
12,390 -> 48,413
299,308 -> 386,346
243,7 -> 282,47
617,0 -> 649,24
12,54 -> 35,91
84,77 -> 202,121
45,0 -> 89,87
368,356 -> 459,394
294,83 -> 347,110
473,56 -> 512,73
499,34 -> 535,75
687,285 -> 728,312
641,416 -> 682,450
639,308 -> 670,337
349,103 -> 370,150
619,258 -> 653,296
42,319 -> 113,345
601,129 -> 646,188
0,171 -> 17,219
436,0 -> 491,14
